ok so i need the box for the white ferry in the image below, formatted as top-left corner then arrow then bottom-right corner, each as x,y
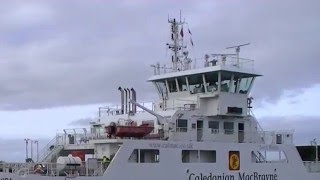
0,16 -> 319,180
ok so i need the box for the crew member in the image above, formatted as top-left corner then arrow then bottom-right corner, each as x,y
102,156 -> 110,170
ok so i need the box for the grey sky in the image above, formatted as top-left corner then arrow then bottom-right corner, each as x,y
0,138 -> 49,162
0,0 -> 319,110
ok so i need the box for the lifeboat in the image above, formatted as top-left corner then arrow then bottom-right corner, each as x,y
106,122 -> 154,138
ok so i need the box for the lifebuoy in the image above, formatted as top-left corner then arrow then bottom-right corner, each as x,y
33,164 -> 44,174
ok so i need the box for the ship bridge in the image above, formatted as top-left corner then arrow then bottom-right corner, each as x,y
148,54 -> 261,117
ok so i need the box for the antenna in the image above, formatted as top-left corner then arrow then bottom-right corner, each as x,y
167,13 -> 186,72
211,53 -> 237,56
226,43 -> 250,67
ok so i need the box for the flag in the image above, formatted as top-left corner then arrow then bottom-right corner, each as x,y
188,28 -> 192,35
190,38 -> 194,46
180,27 -> 184,37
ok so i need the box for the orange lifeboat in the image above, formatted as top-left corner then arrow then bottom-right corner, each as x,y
106,122 -> 154,138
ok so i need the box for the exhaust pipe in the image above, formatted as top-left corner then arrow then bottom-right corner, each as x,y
124,88 -> 128,114
127,88 -> 131,113
131,88 -> 137,113
118,87 -> 124,114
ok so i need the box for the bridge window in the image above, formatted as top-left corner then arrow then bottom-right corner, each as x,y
221,80 -> 230,92
167,78 -> 177,92
229,78 -> 237,93
177,76 -> 188,91
238,77 -> 253,94
204,72 -> 219,92
229,76 -> 254,94
155,81 -> 168,98
188,74 -> 204,94
176,119 -> 188,132
219,72 -> 232,92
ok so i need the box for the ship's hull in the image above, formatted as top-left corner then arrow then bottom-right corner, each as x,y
1,140 -> 319,180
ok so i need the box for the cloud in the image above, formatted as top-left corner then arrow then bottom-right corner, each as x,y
188,0 -> 320,102
0,0 -> 319,110
254,83 -> 320,117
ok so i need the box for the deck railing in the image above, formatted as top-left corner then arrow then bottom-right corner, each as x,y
37,135 -> 64,163
0,160 -> 107,177
152,56 -> 255,75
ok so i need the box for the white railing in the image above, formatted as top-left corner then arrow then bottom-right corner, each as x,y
152,56 -> 255,75
37,135 -> 64,163
248,110 -> 264,133
0,161 -> 107,177
58,132 -> 110,145
227,57 -> 254,70
0,163 -> 30,174
251,151 -> 267,163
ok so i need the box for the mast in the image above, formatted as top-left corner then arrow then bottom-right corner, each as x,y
167,15 -> 188,72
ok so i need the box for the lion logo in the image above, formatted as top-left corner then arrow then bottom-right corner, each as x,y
229,151 -> 240,170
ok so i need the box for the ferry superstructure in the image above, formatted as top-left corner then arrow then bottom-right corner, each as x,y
0,16 -> 319,180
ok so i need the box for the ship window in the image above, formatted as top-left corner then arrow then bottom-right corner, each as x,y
176,119 -> 188,132
229,78 -> 237,93
128,149 -> 160,163
208,121 -> 219,134
204,72 -> 219,92
140,149 -> 160,163
182,150 -> 216,163
227,107 -> 243,114
221,80 -> 230,92
187,75 -> 204,94
200,150 -> 216,163
155,81 -> 167,98
177,76 -> 188,91
220,72 -> 235,92
128,149 -> 139,163
238,77 -> 253,94
224,122 -> 234,134
167,78 -> 177,92
182,150 -> 198,163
